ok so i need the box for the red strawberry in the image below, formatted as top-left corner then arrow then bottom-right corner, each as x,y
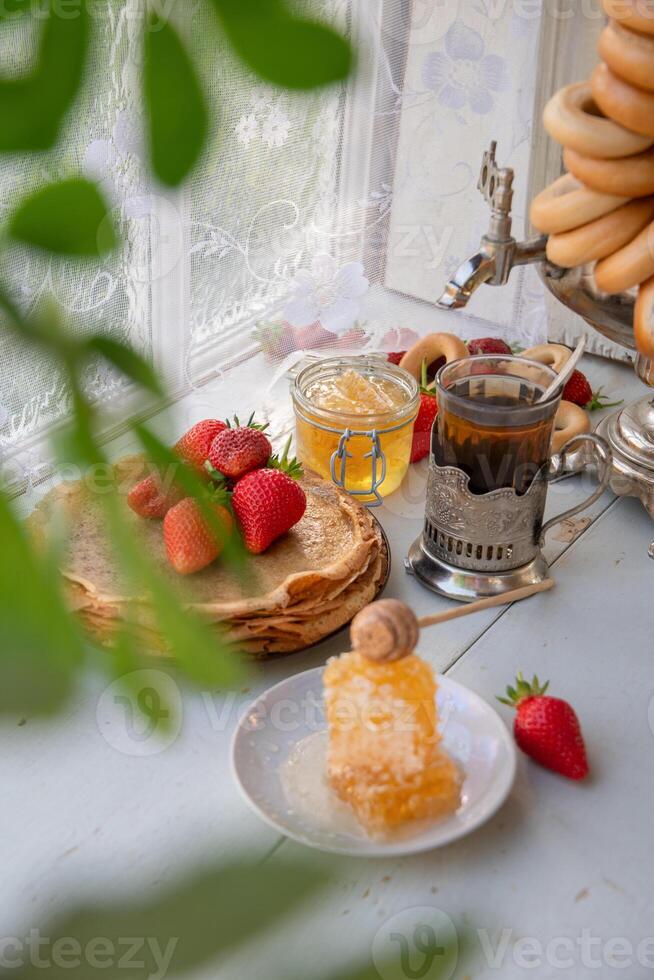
163,498 -> 233,575
562,369 -> 592,407
255,321 -> 297,360
174,419 -> 227,472
208,426 -> 272,480
410,359 -> 438,463
562,370 -> 622,411
498,673 -> 589,780
380,327 -> 419,351
335,325 -> 367,350
232,459 -> 306,554
388,350 -> 444,382
467,337 -> 512,355
127,473 -> 184,519
292,322 -> 336,351
128,419 -> 227,519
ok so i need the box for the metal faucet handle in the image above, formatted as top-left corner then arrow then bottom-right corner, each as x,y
436,139 -> 546,309
477,141 -> 514,216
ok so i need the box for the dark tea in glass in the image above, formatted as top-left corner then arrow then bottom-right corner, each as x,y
433,357 -> 561,495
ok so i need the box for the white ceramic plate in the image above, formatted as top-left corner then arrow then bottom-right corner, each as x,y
231,667 -> 517,857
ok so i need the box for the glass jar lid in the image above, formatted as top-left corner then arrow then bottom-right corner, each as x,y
292,355 -> 419,427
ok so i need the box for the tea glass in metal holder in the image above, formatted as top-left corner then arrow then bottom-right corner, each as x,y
406,356 -> 612,601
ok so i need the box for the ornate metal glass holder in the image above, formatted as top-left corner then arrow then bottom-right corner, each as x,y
406,434 -> 611,603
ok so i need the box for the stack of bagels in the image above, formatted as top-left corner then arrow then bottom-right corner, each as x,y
530,0 -> 654,359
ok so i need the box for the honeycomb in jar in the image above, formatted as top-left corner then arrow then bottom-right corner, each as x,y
296,369 -> 416,499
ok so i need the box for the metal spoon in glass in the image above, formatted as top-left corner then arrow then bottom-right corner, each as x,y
537,336 -> 586,404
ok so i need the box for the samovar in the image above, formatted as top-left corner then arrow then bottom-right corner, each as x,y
436,6 -> 654,553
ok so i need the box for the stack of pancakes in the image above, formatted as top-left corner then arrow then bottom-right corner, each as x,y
27,456 -> 388,657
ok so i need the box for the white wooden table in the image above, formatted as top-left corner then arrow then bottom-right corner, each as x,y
2,355 -> 653,979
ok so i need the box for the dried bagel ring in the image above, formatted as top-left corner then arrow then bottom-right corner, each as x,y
546,197 -> 654,267
591,63 -> 654,139
599,20 -> 654,93
634,275 -> 654,358
602,0 -> 654,37
399,333 -> 468,383
543,81 -> 653,158
522,343 -> 572,374
595,219 -> 654,292
564,145 -> 654,197
530,174 -> 628,236
552,401 -> 591,455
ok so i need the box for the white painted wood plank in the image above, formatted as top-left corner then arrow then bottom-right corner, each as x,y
3,352 -> 647,976
218,496 -> 653,980
0,671 -> 280,934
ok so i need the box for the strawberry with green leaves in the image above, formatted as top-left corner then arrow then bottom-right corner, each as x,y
410,359 -> 438,464
232,437 -> 306,554
562,370 -> 623,412
208,418 -> 272,480
127,419 -> 227,519
498,673 -> 589,780
388,350 -> 446,383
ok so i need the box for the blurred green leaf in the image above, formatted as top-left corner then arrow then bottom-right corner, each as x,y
0,487 -> 85,716
0,859 -> 327,979
101,490 -> 246,690
86,336 -> 165,398
0,0 -> 89,151
48,392 -> 245,694
52,371 -> 103,467
9,178 -> 116,257
210,0 -> 353,89
312,927 -> 469,980
143,15 -> 208,186
0,0 -> 31,20
108,625 -> 177,736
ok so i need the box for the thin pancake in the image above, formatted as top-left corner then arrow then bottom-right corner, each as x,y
27,456 -> 379,616
27,455 -> 387,656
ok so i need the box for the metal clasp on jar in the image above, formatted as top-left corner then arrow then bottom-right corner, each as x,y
330,427 -> 386,506
313,416 -> 414,507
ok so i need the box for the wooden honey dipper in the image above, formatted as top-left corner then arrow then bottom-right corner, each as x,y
350,580 -> 555,662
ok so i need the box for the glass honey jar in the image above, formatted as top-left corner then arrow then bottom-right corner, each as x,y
292,356 -> 419,505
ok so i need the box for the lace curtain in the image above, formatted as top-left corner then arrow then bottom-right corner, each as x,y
183,0 -> 550,379
186,0 -> 351,378
0,0 -> 552,487
0,0 -> 151,481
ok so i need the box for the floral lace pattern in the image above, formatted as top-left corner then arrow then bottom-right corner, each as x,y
284,255 -> 369,335
384,3 -> 545,341
186,0 -> 349,369
0,3 -> 151,458
235,86 -> 294,149
422,21 -> 510,117
2,0 -> 557,487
